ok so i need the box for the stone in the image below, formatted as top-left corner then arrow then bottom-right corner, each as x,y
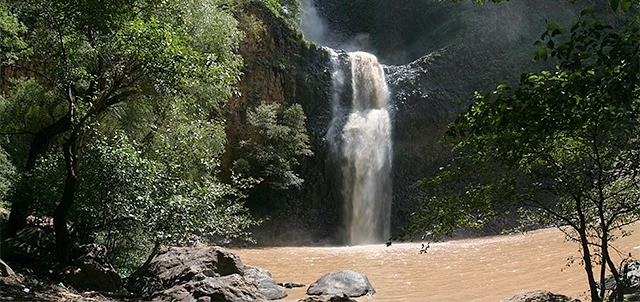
603,260 -> 640,293
244,266 -> 287,300
151,274 -> 266,302
2,227 -> 55,264
62,244 -> 123,293
0,259 -> 15,277
298,295 -> 357,302
279,282 -> 306,288
306,270 -> 375,298
127,245 -> 246,296
127,245 -> 266,301
501,290 -> 581,302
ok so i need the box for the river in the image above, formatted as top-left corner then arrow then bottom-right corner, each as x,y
233,227 -> 640,301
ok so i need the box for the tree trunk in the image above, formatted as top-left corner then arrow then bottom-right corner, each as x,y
576,197 -> 602,302
5,114 -> 71,237
53,132 -> 80,265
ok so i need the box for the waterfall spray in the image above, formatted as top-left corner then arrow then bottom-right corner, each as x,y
328,50 -> 392,245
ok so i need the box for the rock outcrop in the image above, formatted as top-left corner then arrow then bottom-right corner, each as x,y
1,227 -> 55,264
151,273 -> 266,302
306,270 -> 375,297
245,266 -> 287,300
127,245 -> 281,302
501,290 -> 581,302
62,244 -> 123,293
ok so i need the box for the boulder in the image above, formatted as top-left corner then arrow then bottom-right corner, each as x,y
151,274 -> 266,302
62,244 -> 123,293
2,227 -> 55,264
306,270 -> 375,297
127,245 -> 245,296
244,266 -> 287,300
501,290 -> 581,302
127,245 -> 266,301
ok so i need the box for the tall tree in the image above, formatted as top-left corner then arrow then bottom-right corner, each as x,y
0,0 -> 243,264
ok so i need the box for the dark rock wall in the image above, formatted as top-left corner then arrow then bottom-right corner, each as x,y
310,0 -> 581,231
224,1 -> 339,245
229,0 -> 585,244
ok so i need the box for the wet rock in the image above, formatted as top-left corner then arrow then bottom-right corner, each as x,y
306,270 -> 375,297
127,245 -> 266,301
62,244 -> 123,293
501,290 -> 581,302
244,266 -> 287,300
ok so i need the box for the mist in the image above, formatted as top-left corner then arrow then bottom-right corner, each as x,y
300,0 -> 329,45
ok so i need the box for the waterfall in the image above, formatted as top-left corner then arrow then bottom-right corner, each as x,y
328,50 -> 393,245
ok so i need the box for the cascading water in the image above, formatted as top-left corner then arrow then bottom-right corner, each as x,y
327,50 -> 393,245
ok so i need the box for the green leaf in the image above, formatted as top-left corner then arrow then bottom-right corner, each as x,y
547,22 -> 562,31
580,7 -> 596,16
496,83 -> 510,90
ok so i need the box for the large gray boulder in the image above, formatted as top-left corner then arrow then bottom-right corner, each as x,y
151,274 -> 266,302
127,245 -> 268,302
244,266 -> 287,300
306,270 -> 375,297
501,290 -> 581,302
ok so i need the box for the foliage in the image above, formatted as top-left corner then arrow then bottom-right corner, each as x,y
234,102 -> 313,190
254,0 -> 301,28
0,0 -> 251,265
15,134 -> 256,274
0,145 -> 15,208
0,0 -> 26,64
406,7 -> 640,302
75,135 -> 255,273
0,78 -> 66,133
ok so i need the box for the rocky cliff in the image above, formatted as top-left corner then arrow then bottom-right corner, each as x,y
229,0 -> 586,243
223,1 -> 340,244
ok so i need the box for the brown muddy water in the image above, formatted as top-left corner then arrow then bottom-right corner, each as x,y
233,227 -> 640,302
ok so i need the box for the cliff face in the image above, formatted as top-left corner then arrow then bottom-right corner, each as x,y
224,1 -> 341,244
230,0 -> 585,243
308,0 -> 582,231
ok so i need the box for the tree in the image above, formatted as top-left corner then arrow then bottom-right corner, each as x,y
404,8 -> 640,302
234,102 -> 313,191
0,0 -> 243,264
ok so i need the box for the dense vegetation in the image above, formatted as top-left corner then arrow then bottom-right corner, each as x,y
406,1 -> 640,301
0,0 -> 312,275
